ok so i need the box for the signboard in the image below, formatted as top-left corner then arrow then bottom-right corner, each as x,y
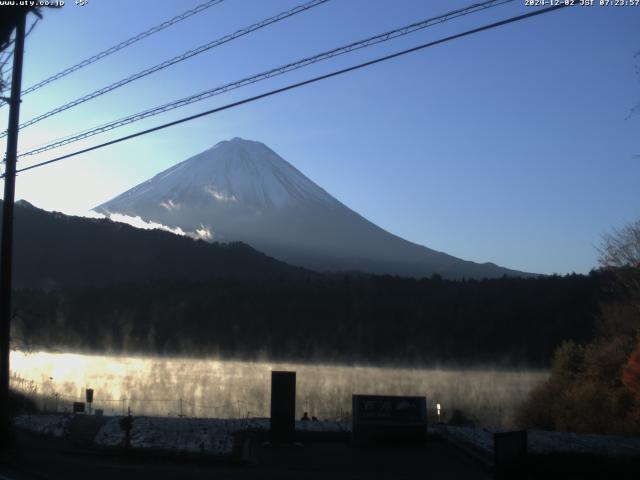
352,394 -> 427,444
73,402 -> 85,413
270,371 -> 296,443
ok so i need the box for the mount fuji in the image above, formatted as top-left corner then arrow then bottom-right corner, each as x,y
94,138 -> 530,279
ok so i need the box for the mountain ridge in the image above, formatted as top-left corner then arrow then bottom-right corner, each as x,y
95,137 -> 534,279
3,199 -> 308,289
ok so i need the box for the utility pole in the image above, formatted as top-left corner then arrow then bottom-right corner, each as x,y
0,10 -> 27,445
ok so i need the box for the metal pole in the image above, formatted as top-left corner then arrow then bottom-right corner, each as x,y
0,11 -> 27,444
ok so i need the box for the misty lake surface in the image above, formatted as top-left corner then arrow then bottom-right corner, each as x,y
10,350 -> 547,427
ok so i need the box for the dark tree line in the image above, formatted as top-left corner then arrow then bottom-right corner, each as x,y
3,200 -> 609,367
13,271 -> 606,368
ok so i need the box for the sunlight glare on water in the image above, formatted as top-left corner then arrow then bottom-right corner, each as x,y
10,350 -> 547,427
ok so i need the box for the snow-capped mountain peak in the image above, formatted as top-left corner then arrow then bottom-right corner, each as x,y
110,138 -> 338,213
95,138 -> 531,279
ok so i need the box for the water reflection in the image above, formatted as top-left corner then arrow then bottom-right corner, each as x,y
10,350 -> 547,427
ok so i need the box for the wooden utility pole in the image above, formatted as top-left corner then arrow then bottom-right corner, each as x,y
0,10 -> 27,445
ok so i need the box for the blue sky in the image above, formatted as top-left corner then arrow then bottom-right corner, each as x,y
1,0 -> 638,275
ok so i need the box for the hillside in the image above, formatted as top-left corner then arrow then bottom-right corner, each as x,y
2,200 -> 306,288
95,138 -> 534,280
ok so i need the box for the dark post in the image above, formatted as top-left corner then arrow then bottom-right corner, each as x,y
119,410 -> 133,449
85,388 -> 94,414
0,10 -> 27,445
270,371 -> 296,443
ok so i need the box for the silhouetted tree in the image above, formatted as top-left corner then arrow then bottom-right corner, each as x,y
518,219 -> 640,435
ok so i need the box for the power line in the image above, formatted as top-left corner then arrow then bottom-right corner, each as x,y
1,0 -> 330,138
7,3 -> 570,178
17,0 -> 515,157
16,0 -> 226,99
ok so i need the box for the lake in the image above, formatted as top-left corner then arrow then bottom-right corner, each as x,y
10,350 -> 547,427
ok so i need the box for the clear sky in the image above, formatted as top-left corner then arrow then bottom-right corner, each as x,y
1,0 -> 638,275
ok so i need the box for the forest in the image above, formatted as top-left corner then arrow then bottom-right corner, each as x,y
517,220 -> 640,435
12,271 -> 606,368
1,199 -> 609,368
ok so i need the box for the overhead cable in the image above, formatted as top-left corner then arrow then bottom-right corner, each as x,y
1,0 -> 330,137
8,3 -> 570,177
17,0 -> 514,156
18,0 -> 227,98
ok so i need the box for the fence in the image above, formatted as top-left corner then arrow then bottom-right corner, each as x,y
10,372 -> 351,421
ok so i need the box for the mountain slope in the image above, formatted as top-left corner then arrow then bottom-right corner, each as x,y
3,200 -> 306,289
95,138 -> 532,279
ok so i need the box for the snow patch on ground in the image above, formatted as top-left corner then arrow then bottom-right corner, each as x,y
232,417 -> 350,433
14,414 -> 71,438
95,417 -> 235,455
19,414 -> 637,461
93,417 -> 350,455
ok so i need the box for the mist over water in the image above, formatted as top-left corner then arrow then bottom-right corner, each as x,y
10,350 -> 547,427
